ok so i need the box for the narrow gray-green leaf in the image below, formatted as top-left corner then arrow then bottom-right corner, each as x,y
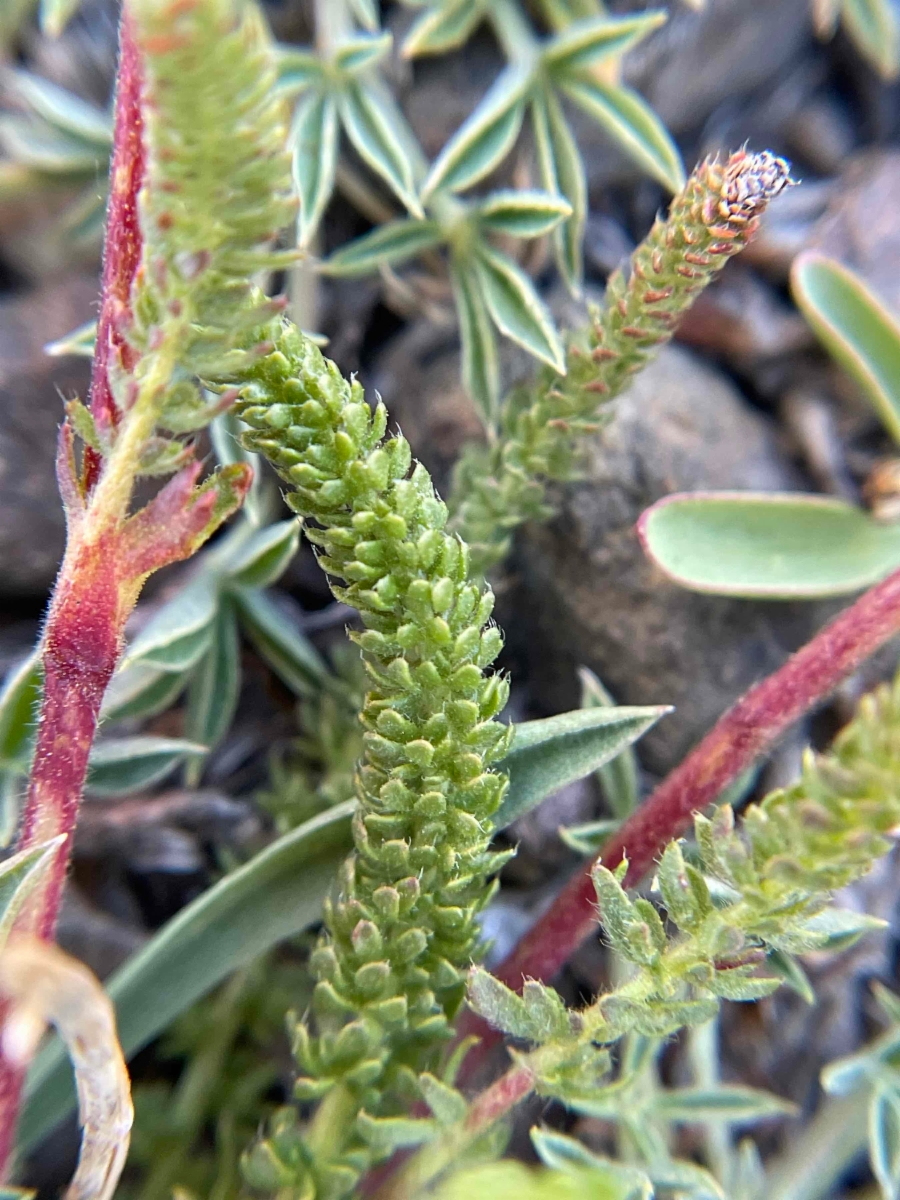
638,491 -> 900,598
0,115 -> 103,174
558,75 -> 684,193
532,85 -> 587,294
543,11 -> 666,73
494,703 -> 668,829
402,0 -> 484,58
45,318 -> 97,359
558,817 -> 620,855
225,519 -> 299,588
0,836 -> 64,951
450,260 -> 501,429
422,62 -> 531,198
19,801 -> 355,1153
474,242 -> 566,372
121,576 -> 218,671
100,662 -> 189,722
334,32 -> 393,75
322,218 -> 443,277
871,1085 -> 900,1200
766,948 -> 815,1006
0,650 -> 40,768
799,907 -> 887,952
338,79 -> 423,217
654,1085 -> 796,1123
579,666 -> 638,818
293,90 -> 339,247
275,48 -> 324,97
4,69 -> 111,145
476,188 -> 572,239
792,253 -> 900,446
184,601 -> 241,780
875,983 -> 900,1028
348,0 -> 379,31
232,585 -> 328,696
842,0 -> 900,79
86,736 -> 208,797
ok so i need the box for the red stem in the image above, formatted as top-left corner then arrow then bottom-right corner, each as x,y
0,16 -> 144,1172
458,562 -> 900,1065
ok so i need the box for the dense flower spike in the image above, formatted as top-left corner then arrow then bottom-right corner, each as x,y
233,324 -> 513,1196
451,150 -> 794,573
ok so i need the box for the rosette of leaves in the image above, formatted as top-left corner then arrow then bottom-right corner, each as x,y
401,2 -> 683,292
639,254 -> 900,598
324,186 -> 574,424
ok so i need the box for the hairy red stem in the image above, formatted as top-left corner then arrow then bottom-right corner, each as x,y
457,562 -> 900,1067
0,17 -> 145,1172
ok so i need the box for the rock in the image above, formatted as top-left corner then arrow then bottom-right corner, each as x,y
624,0 -> 811,136
807,150 -> 900,312
511,345 -> 815,775
0,274 -> 96,596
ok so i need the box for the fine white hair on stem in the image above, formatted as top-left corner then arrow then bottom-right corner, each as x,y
0,938 -> 132,1200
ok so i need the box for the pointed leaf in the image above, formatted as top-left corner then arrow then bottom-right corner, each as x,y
558,818 -> 620,856
275,48 -> 324,97
338,79 -> 423,217
418,1073 -> 467,1126
578,667 -> 638,818
532,86 -> 587,294
466,966 -> 531,1038
799,907 -> 888,952
422,63 -> 531,198
871,1085 -> 900,1199
348,0 -> 379,30
530,1129 -> 653,1198
766,948 -> 815,1005
225,519 -> 299,588
875,983 -> 900,1027
474,242 -> 566,372
45,318 -> 97,359
450,260 -> 501,428
402,0 -> 484,58
293,91 -> 339,247
842,0 -> 900,79
649,1159 -> 724,1200
558,75 -> 684,192
543,11 -> 667,73
0,651 -> 40,768
121,576 -> 218,672
322,218 -> 443,277
4,70 -> 111,146
0,837 -> 65,950
654,1085 -> 795,1123
184,601 -> 241,779
100,662 -> 189,723
232,585 -> 328,696
356,1112 -> 437,1152
792,253 -> 900,446
476,189 -> 572,239
20,801 -> 355,1153
334,32 -> 393,75
639,491 -> 900,598
494,704 -> 668,829
86,737 -> 208,797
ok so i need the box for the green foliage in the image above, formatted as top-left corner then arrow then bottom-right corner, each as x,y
639,254 -> 900,599
20,801 -> 356,1154
813,0 -> 900,78
469,667 -> 900,1110
450,149 -> 793,574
